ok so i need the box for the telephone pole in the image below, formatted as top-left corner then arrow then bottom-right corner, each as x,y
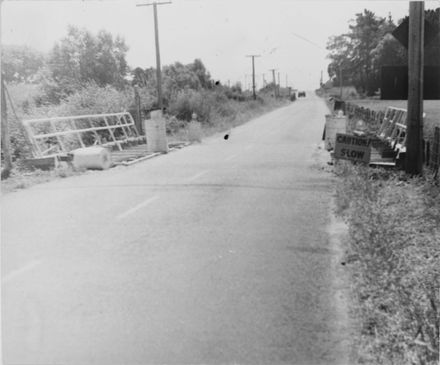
269,68 -> 277,97
339,64 -> 343,98
406,1 -> 424,175
136,1 -> 171,111
277,72 -> 281,97
246,55 -> 260,100
1,77 -> 12,179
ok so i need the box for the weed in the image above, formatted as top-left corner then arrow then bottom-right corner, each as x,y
335,162 -> 440,364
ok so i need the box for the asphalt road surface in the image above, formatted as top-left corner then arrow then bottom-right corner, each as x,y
2,93 -> 351,365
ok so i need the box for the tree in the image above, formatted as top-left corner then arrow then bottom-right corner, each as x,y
332,9 -> 387,95
327,10 -> 396,95
399,8 -> 440,65
326,34 -> 354,87
327,7 -> 440,96
424,8 -> 440,65
45,25 -> 129,102
1,45 -> 45,83
189,59 -> 212,89
131,59 -> 212,106
371,33 -> 407,69
163,61 -> 201,97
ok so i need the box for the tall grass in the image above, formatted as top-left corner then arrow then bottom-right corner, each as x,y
3,82 -> 288,165
335,162 -> 440,365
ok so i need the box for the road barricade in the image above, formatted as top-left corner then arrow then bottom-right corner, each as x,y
334,133 -> 371,163
324,114 -> 348,151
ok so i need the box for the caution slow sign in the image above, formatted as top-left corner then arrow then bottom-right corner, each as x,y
334,133 -> 371,163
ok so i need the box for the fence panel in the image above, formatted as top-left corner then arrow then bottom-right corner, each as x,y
431,127 -> 440,177
22,112 -> 141,158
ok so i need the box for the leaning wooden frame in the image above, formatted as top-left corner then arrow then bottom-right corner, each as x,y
430,127 -> 440,178
377,107 -> 407,141
22,112 -> 142,158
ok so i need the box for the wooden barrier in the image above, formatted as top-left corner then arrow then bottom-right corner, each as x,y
344,102 -> 439,177
429,127 -> 440,178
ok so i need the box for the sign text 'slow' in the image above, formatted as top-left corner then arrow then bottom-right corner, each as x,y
334,133 -> 371,163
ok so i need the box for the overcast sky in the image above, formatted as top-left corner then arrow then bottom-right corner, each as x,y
1,0 -> 439,90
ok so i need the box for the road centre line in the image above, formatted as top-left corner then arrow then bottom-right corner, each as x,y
117,196 -> 159,220
2,259 -> 42,285
186,170 -> 209,182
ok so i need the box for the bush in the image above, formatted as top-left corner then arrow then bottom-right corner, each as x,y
2,83 -> 42,160
3,83 -> 137,160
168,89 -> 212,123
53,83 -> 133,116
335,162 -> 440,365
4,79 -> 288,164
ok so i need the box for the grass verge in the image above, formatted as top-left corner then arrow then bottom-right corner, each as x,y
334,161 -> 440,365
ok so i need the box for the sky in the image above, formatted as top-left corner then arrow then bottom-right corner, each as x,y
1,0 -> 439,90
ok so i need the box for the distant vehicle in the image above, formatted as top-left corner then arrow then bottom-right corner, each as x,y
298,91 -> 306,97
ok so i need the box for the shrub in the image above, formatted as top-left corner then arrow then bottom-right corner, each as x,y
168,89 -> 212,123
54,83 -> 132,116
3,83 -> 137,160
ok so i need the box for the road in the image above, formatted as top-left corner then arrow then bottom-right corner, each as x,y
1,93 -> 351,365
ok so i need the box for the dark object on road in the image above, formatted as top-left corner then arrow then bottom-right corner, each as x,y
298,91 -> 306,97
224,134 -> 229,140
290,93 -> 296,101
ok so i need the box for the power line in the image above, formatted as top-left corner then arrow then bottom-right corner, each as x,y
290,32 -> 325,51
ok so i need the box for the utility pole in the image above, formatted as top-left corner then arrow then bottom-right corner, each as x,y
339,64 -> 343,98
134,84 -> 142,133
0,1 -> 12,180
277,72 -> 281,97
1,77 -> 12,179
246,55 -> 260,100
269,68 -> 277,97
406,1 -> 424,175
136,1 -> 171,111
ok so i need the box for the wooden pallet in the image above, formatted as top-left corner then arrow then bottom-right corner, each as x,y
112,142 -> 189,165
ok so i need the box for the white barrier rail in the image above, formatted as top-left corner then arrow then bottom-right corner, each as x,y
22,112 -> 140,158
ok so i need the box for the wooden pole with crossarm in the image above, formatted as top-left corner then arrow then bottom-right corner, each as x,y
136,1 -> 172,111
246,55 -> 260,100
406,1 -> 424,175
